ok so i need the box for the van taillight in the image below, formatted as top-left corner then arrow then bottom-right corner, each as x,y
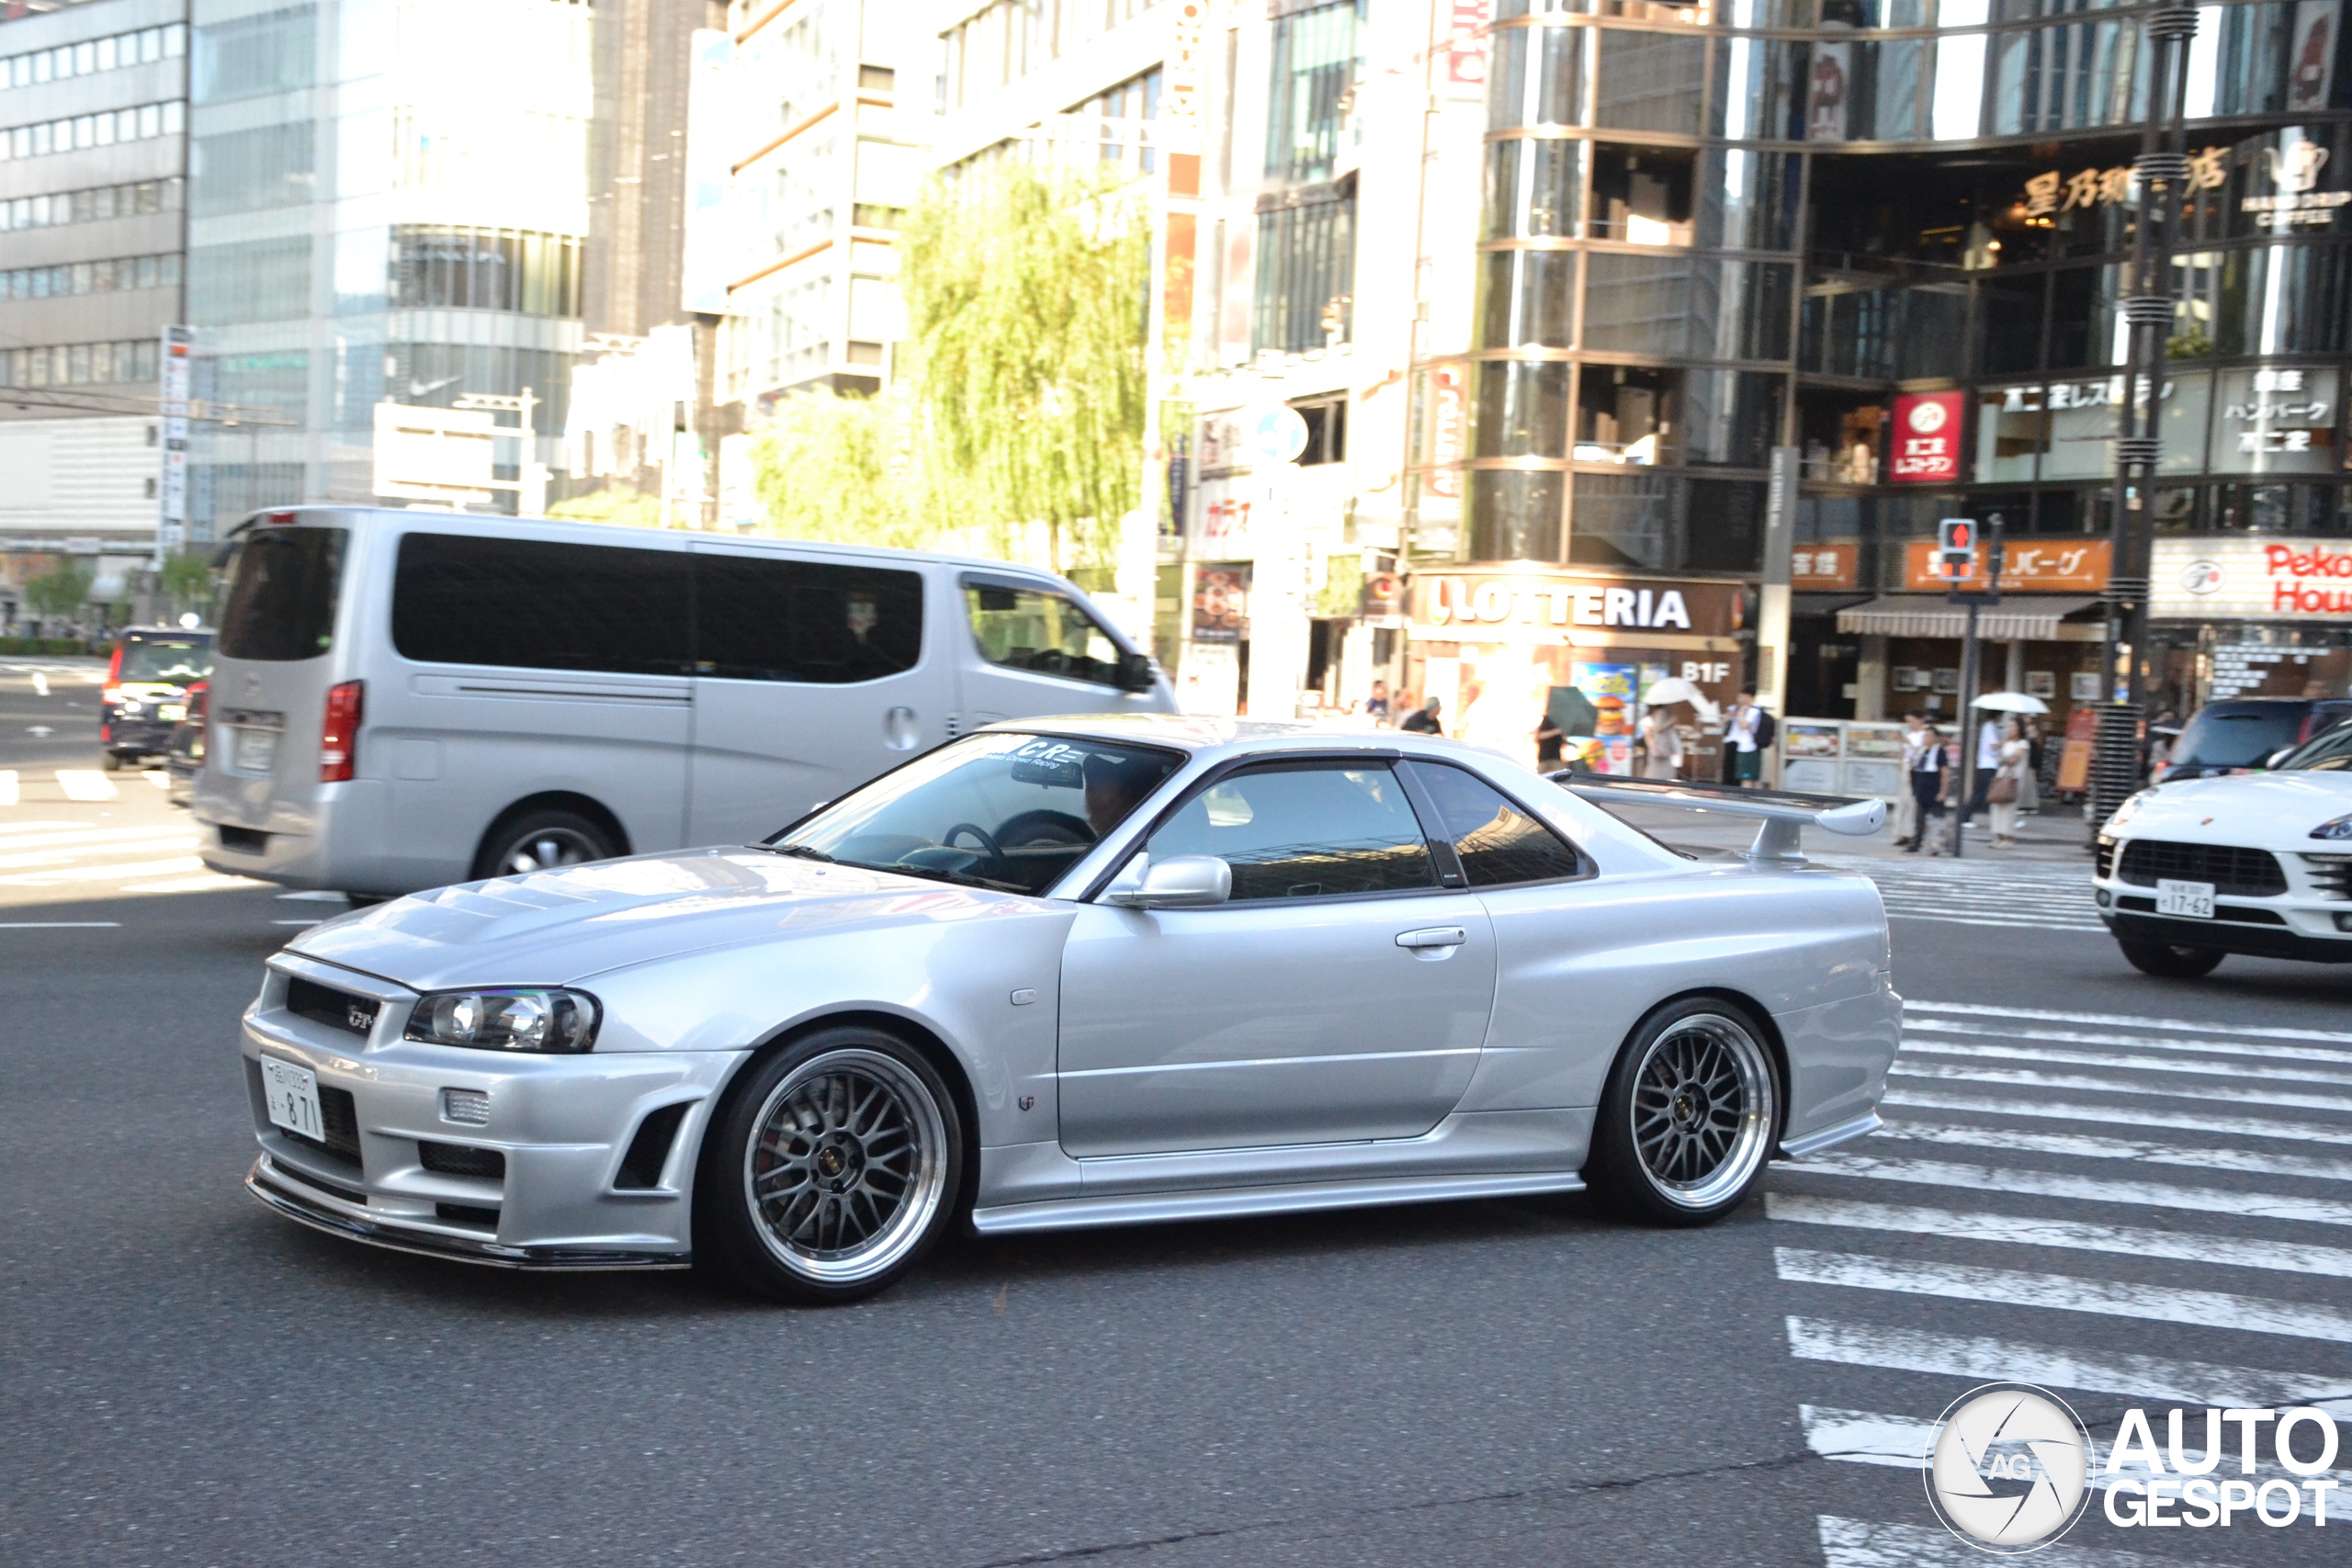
321,681 -> 363,783
187,681 -> 209,722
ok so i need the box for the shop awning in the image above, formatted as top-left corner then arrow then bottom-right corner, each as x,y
1835,595 -> 2105,641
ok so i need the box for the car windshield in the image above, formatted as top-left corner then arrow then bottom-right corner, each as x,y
2276,718 -> 2352,772
119,636 -> 209,683
769,732 -> 1182,897
2169,704 -> 2308,770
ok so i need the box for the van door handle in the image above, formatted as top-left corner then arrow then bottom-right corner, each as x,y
1396,927 -> 1466,949
883,706 -> 919,750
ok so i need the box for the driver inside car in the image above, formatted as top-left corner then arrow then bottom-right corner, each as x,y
1083,750 -> 1169,838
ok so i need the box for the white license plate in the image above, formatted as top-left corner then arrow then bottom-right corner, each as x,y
260,1056 -> 325,1141
158,704 -> 186,722
2156,878 -> 2216,919
232,728 -> 277,773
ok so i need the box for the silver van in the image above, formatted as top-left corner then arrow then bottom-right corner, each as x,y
193,507 -> 1176,897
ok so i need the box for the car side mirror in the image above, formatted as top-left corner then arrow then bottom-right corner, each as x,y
1102,853 -> 1231,909
1117,650 -> 1158,694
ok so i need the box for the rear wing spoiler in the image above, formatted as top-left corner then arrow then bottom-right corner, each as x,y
1545,771 -> 1885,863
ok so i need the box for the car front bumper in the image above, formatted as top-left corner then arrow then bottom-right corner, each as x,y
242,953 -> 749,1269
2098,906 -> 2352,963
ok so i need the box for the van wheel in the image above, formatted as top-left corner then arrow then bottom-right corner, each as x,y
101,750 -> 124,772
2118,939 -> 2224,978
476,810 -> 617,879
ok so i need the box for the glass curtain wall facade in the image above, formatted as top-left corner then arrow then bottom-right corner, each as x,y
184,0 -> 591,535
1447,0 -> 2352,597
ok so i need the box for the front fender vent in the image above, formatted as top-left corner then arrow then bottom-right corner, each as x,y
616,1102 -> 691,1190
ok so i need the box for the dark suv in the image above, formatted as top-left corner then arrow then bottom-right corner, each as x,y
102,626 -> 213,770
2155,696 -> 2352,783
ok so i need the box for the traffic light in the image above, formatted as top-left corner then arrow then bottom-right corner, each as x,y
1935,517 -> 1976,581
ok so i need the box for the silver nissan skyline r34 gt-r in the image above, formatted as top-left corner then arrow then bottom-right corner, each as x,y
239,716 -> 1903,1303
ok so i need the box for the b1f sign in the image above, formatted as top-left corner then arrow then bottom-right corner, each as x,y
1891,391 -> 1964,483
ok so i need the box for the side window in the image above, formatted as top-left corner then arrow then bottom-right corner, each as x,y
695,554 -> 922,682
1403,761 -> 1589,886
392,533 -> 692,675
965,581 -> 1125,687
1146,762 -> 1436,901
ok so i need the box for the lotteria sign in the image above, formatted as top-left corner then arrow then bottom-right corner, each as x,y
2154,536 -> 2352,620
1412,571 -> 1743,639
1890,391 -> 1964,482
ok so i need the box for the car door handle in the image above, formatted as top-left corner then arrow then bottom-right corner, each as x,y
1396,927 -> 1467,949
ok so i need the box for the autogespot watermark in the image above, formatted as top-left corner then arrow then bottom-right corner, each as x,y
1921,1383 -> 2342,1554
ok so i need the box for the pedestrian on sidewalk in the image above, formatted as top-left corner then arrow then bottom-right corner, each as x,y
1722,690 -> 1774,787
1958,711 -> 2000,828
1399,695 -> 1444,736
1906,723 -> 1949,854
1988,717 -> 2030,848
1894,712 -> 1930,847
1639,705 -> 1683,780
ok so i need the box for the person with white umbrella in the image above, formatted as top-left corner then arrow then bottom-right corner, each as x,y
1638,678 -> 1716,782
1963,692 -> 2050,846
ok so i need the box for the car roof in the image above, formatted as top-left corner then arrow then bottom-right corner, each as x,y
981,712 -> 1515,767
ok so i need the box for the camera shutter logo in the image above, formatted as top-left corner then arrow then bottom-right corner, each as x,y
1923,1382 -> 2094,1553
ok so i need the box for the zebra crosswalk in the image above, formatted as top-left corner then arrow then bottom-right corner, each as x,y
0,812 -> 255,894
1816,853 -> 2104,934
1771,999 -> 2352,1558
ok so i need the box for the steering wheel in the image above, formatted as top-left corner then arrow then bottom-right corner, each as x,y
942,821 -> 1008,872
1028,648 -> 1072,675
995,808 -> 1095,848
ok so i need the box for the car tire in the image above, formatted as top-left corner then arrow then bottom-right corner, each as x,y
101,750 -> 124,772
695,1025 -> 965,1305
2117,938 -> 2225,978
473,809 -> 617,880
1584,997 -> 1781,1227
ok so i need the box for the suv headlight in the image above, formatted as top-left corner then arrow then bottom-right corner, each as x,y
404,988 -> 600,1053
2312,814 -> 2352,841
2107,791 -> 2151,829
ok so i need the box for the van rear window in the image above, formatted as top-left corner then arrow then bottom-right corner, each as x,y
218,528 -> 346,662
393,533 -> 693,675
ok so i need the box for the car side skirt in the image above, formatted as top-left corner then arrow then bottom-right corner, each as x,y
1779,1111 -> 1883,1160
969,1168 -> 1588,1235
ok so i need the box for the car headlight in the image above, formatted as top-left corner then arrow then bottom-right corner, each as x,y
404,988 -> 599,1053
2312,814 -> 2352,841
2107,791 -> 2150,829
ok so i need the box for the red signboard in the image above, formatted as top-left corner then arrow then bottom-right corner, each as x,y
1890,391 -> 1964,484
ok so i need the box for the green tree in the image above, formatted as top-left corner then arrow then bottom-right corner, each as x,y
899,161 -> 1150,574
746,387 -> 927,547
548,484 -> 664,528
160,550 -> 215,618
23,561 -> 93,621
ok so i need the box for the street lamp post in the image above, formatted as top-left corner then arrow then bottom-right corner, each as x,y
2095,0 -> 2201,830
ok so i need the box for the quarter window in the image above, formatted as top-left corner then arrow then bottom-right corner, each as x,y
965,582 -> 1125,688
695,553 -> 922,682
1403,761 -> 1588,886
391,533 -> 692,675
1146,761 -> 1436,901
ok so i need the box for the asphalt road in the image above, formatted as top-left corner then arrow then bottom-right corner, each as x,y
2,661 -> 2346,1567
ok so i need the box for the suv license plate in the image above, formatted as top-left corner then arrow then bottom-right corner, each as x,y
2156,878 -> 2216,919
260,1057 -> 325,1141
232,728 -> 277,773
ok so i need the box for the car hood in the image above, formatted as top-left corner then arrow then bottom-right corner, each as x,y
288,848 -> 1042,991
2116,770 -> 2352,845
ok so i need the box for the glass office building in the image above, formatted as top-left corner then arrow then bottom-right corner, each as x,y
1428,0 -> 2352,720
182,0 -> 591,536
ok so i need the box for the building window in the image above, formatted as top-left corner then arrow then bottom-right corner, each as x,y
1254,187 -> 1354,355
1293,396 -> 1348,465
389,229 -> 582,316
1265,1 -> 1362,186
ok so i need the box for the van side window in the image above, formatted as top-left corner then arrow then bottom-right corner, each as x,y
695,555 -> 922,682
392,534 -> 693,675
965,583 -> 1124,687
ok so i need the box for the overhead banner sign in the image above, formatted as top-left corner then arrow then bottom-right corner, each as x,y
2154,536 -> 2352,621
1890,391 -> 1963,483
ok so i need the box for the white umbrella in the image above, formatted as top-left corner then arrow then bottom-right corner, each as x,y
1971,691 -> 2050,715
1640,677 -> 1719,726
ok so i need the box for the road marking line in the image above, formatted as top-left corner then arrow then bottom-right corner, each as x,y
1908,1015 -> 2352,1067
274,890 -> 348,903
0,826 -> 209,851
1886,912 -> 2107,932
1804,1420 -> 2347,1509
1778,1246 -> 2352,1344
53,770 -> 117,802
30,671 -> 47,696
1786,1318 -> 2352,1417
0,771 -> 14,807
0,854 -> 206,886
1906,998 -> 2352,1045
0,820 -> 86,836
1767,1192 -> 2352,1279
1900,1036 -> 2352,1089
1882,1087 -> 2352,1147
1821,1514 -> 2240,1567
1788,1151 -> 2352,1226
1876,1119 -> 2352,1183
122,873 -> 267,893
0,835 -> 198,870
1890,1060 -> 2352,1117
144,770 -> 169,790
0,920 -> 121,929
